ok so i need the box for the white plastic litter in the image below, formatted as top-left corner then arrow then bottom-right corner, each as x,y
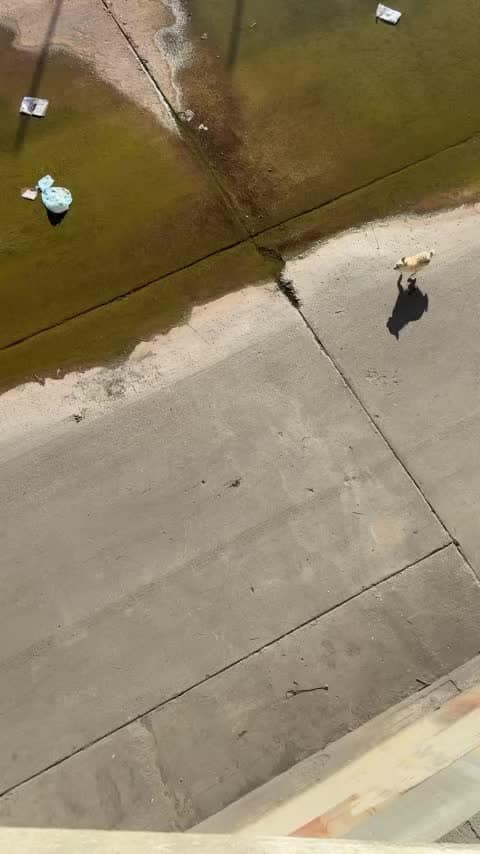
198,123 -> 209,131
21,174 -> 73,215
20,97 -> 49,117
41,186 -> 73,214
376,3 -> 402,24
37,174 -> 55,192
21,187 -> 39,201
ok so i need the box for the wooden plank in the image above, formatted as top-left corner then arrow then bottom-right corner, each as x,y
347,747 -> 480,842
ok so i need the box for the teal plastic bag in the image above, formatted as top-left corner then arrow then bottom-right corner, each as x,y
41,186 -> 73,214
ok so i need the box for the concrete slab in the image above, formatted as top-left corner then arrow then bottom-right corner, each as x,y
0,287 -> 447,796
0,3 -> 245,349
140,547 -> 479,829
278,204 -> 480,577
105,0 -> 480,230
0,547 -> 478,829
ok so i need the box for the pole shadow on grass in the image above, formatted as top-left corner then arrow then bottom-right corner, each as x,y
14,0 -> 65,152
387,278 -> 429,339
226,0 -> 245,70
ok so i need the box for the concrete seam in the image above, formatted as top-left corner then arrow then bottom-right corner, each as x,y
0,237 -> 249,354
253,131 -> 480,239
97,0 -> 251,237
278,292 -> 480,585
0,542 -> 450,801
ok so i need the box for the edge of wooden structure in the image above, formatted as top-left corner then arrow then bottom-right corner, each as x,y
0,829 -> 477,854
194,656 -> 480,839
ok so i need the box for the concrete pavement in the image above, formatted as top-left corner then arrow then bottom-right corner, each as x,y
281,204 -> 480,574
1,271 -> 480,829
1,0 -> 480,837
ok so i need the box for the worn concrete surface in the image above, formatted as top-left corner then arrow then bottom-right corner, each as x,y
283,204 -> 480,576
0,288 -> 448,792
2,0 -> 480,838
0,547 -> 479,830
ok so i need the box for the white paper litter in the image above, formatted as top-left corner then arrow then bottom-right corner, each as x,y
19,97 -> 49,117
21,188 -> 39,201
376,3 -> 402,24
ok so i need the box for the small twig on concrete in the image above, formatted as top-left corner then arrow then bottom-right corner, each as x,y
286,685 -> 329,698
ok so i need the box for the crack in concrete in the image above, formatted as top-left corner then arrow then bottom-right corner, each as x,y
0,542 -> 451,802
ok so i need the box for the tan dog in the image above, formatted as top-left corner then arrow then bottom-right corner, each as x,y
394,250 -> 434,291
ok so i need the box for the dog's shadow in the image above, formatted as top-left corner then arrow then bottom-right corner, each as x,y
387,278 -> 429,339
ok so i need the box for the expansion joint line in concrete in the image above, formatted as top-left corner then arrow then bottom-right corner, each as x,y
97,0 -> 252,239
274,277 -> 480,586
0,542 -> 450,801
